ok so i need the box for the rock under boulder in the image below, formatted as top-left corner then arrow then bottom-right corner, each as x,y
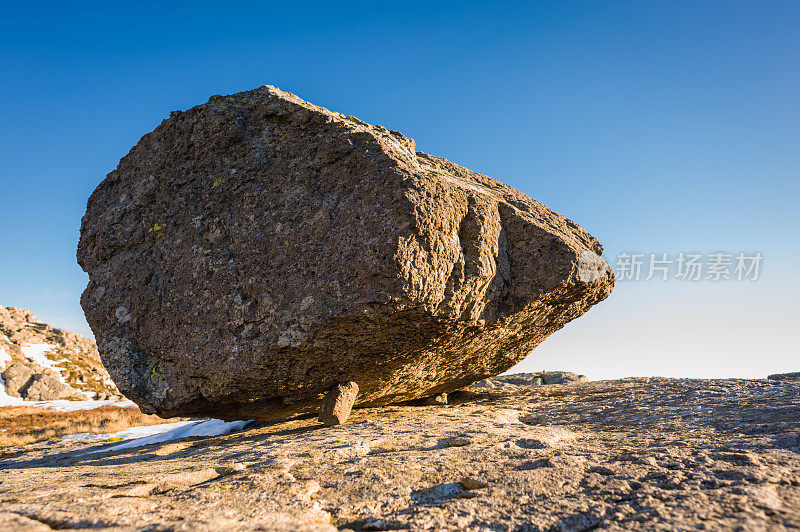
319,381 -> 360,426
77,85 -> 614,420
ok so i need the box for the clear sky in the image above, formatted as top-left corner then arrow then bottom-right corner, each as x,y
1,1 -> 798,379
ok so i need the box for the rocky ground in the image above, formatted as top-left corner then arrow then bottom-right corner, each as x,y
1,376 -> 799,531
1,306 -> 119,402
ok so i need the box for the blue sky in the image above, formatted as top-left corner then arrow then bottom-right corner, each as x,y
1,1 -> 798,378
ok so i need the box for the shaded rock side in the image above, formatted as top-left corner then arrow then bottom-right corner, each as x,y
77,85 -> 614,420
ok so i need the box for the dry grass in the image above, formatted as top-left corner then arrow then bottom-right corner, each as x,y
0,405 -> 178,447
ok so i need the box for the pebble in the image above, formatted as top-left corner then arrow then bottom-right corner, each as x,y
425,393 -> 448,405
215,463 -> 247,476
460,477 -> 488,490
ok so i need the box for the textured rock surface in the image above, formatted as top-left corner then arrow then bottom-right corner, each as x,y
77,85 -> 614,420
0,306 -> 119,400
1,377 -> 799,530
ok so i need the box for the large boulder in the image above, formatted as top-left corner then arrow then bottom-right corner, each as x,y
77,85 -> 614,420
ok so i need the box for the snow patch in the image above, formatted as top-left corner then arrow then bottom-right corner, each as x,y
0,374 -> 25,407
21,343 -> 63,370
0,346 -> 11,370
21,342 -> 73,386
86,419 -> 252,453
0,396 -> 136,412
25,399 -> 137,412
0,345 -> 25,406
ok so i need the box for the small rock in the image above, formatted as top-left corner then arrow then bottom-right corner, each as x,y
424,482 -> 466,500
290,480 -> 320,499
460,477 -> 488,490
772,432 -> 800,450
713,451 -> 760,466
425,393 -> 448,405
319,381 -> 359,426
589,465 -> 615,476
215,463 -> 247,476
447,437 -> 473,447
328,441 -> 372,459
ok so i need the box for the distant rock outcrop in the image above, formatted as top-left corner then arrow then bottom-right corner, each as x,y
0,305 -> 119,402
77,85 -> 614,421
469,371 -> 589,389
768,372 -> 800,382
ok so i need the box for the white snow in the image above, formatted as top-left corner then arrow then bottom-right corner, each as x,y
0,345 -> 24,406
25,398 -> 137,412
0,344 -> 25,406
84,419 -> 252,453
20,342 -> 75,387
0,375 -> 25,406
0,346 -> 11,369
65,421 -> 194,441
21,342 -> 62,369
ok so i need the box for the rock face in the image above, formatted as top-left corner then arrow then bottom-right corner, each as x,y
77,85 -> 614,420
0,305 -> 119,401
